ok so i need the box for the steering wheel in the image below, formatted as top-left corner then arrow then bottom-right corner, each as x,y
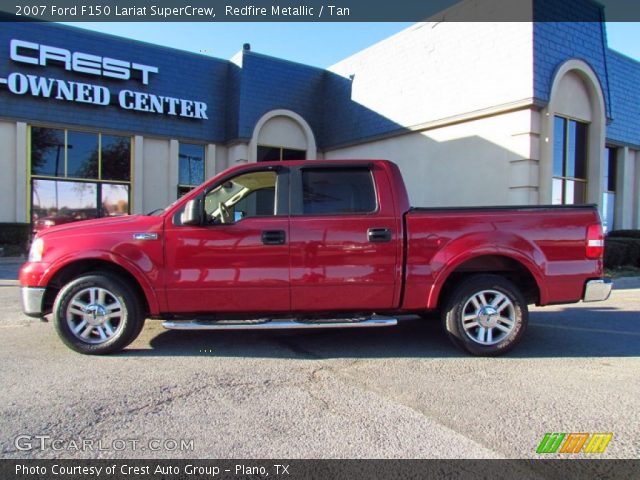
219,202 -> 231,224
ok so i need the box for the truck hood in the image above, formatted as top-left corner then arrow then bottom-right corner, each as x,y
37,214 -> 159,238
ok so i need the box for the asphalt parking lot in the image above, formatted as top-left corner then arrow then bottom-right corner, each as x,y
0,259 -> 638,459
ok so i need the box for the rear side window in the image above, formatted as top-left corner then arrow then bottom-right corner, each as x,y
301,168 -> 377,215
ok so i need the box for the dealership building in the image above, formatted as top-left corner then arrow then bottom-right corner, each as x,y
1,0 -> 639,232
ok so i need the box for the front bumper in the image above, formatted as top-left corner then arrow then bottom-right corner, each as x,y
21,287 -> 46,317
583,279 -> 613,302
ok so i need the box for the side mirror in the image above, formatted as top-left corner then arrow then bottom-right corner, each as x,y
181,198 -> 202,226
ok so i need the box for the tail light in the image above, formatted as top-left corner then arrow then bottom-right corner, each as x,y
586,223 -> 604,259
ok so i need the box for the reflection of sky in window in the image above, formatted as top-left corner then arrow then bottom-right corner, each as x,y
552,178 -> 563,205
32,180 -> 97,210
567,121 -> 577,178
102,184 -> 128,203
31,128 -> 65,176
67,131 -> 98,178
553,117 -> 564,177
179,144 -> 204,186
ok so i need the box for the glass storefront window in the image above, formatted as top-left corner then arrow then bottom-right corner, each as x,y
31,127 -> 65,177
32,179 -> 98,222
101,184 -> 130,217
30,126 -> 132,229
178,143 -> 205,197
67,131 -> 98,179
101,135 -> 131,181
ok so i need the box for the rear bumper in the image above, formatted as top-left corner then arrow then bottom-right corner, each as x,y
21,287 -> 46,318
582,279 -> 612,302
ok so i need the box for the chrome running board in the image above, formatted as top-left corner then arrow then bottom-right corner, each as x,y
162,317 -> 397,330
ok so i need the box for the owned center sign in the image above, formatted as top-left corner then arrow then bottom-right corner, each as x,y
0,39 -> 209,119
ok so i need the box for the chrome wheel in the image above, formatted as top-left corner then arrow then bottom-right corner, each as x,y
461,289 -> 516,345
65,287 -> 124,344
443,275 -> 528,356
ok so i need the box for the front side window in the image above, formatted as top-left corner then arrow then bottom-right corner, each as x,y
552,116 -> 588,205
178,143 -> 205,197
30,127 -> 131,227
602,147 -> 617,232
301,168 -> 377,215
204,171 -> 277,223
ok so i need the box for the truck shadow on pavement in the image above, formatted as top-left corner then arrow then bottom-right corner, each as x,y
122,308 -> 640,359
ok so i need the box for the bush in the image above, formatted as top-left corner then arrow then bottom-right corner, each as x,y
608,229 -> 640,239
0,223 -> 30,256
604,237 -> 640,269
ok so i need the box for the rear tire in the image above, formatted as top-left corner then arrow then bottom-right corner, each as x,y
53,273 -> 144,355
442,274 -> 527,356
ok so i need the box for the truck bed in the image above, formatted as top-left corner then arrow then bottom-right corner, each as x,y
401,204 -> 602,310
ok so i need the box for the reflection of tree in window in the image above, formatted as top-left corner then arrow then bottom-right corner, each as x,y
31,127 -> 65,176
30,127 -> 132,226
102,136 -> 131,181
67,131 -> 98,179
73,182 -> 96,205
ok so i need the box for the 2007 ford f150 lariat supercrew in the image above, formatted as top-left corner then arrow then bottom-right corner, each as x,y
20,160 -> 611,356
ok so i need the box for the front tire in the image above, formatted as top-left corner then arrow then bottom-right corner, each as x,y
442,275 -> 528,356
53,273 -> 144,355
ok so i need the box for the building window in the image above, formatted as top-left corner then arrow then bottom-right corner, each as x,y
178,143 -> 205,197
30,127 -> 131,228
257,145 -> 306,162
602,147 -> 617,232
552,116 -> 588,205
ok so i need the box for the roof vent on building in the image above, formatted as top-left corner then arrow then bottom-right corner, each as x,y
243,43 -> 251,51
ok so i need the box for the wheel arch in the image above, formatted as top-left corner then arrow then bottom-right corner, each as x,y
42,255 -> 158,316
428,252 -> 545,310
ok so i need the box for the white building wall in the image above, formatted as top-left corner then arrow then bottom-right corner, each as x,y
257,116 -> 307,149
615,146 -> 635,230
0,121 -> 18,222
141,138 -> 172,214
629,150 -> 640,229
326,109 -> 537,207
329,21 -> 534,129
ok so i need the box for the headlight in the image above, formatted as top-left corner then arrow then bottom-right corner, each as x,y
28,238 -> 44,262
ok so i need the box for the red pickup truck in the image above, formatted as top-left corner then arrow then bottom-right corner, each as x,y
20,160 -> 611,356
